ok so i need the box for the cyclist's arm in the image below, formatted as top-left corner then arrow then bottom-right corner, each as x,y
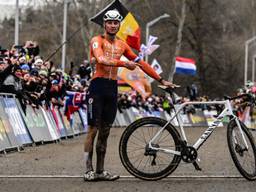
123,44 -> 162,82
90,37 -> 126,67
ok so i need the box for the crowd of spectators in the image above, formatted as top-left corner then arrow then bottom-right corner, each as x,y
117,81 -> 256,116
0,40 -> 212,117
2,40 -> 256,118
0,40 -> 91,113
118,92 -> 173,114
117,90 -> 211,115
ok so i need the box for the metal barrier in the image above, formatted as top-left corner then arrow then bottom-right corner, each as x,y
1,92 -> 255,153
0,93 -> 88,153
113,107 -> 224,127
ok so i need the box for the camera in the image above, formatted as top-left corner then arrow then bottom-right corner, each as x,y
14,45 -> 23,49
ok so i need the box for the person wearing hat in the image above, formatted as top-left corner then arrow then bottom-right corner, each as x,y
83,9 -> 178,181
18,56 -> 27,65
33,58 -> 43,70
78,59 -> 92,81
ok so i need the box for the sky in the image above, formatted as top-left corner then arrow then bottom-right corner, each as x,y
0,0 -> 48,6
0,0 -> 30,6
0,0 -> 45,20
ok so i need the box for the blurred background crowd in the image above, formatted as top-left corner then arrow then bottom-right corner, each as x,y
0,40 -> 91,113
1,40 -> 256,118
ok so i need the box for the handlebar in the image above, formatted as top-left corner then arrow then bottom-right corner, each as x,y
224,93 -> 254,101
158,85 -> 177,95
158,85 -> 181,104
158,85 -> 256,106
224,93 -> 256,109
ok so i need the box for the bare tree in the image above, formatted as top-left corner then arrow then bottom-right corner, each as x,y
168,0 -> 187,82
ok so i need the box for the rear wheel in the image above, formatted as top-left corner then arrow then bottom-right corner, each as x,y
227,119 -> 256,180
119,117 -> 181,180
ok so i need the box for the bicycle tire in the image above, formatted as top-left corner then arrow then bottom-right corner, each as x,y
227,119 -> 256,181
119,117 -> 182,180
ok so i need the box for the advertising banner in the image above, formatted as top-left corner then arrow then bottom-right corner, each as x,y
51,106 -> 67,137
2,98 -> 32,145
0,118 -> 11,151
0,98 -> 20,147
72,112 -> 82,134
20,105 -> 44,142
188,110 -> 208,127
40,108 -> 60,140
78,108 -> 88,133
55,108 -> 68,138
22,105 -> 54,142
203,110 -> 224,127
60,108 -> 74,136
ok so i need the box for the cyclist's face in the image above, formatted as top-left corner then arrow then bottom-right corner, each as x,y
104,20 -> 120,35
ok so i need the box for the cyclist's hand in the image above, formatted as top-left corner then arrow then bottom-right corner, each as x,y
124,61 -> 141,70
160,79 -> 180,88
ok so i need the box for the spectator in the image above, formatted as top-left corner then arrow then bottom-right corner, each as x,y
187,83 -> 198,101
0,62 -> 26,112
32,58 -> 43,70
78,60 -> 91,81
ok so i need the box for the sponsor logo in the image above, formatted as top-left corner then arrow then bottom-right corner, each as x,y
88,98 -> 93,104
92,42 -> 98,49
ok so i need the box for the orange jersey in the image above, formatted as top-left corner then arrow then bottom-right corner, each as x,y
90,35 -> 161,81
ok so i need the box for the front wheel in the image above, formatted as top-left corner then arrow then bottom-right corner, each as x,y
227,119 -> 256,180
119,117 -> 182,180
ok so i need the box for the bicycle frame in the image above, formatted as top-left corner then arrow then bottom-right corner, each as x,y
148,100 -> 249,156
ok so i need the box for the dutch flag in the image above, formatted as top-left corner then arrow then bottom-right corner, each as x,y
175,57 -> 196,75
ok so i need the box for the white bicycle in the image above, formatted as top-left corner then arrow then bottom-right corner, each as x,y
119,86 -> 256,181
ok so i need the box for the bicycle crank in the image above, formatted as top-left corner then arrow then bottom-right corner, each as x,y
181,146 -> 198,163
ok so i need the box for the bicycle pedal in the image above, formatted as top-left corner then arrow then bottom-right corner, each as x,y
193,161 -> 202,171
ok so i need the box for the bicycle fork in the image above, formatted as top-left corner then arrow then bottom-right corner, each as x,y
233,117 -> 249,150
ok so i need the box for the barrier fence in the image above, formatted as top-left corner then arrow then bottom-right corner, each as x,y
113,106 -> 256,129
0,93 -> 87,153
1,93 -> 255,153
113,107 -> 220,127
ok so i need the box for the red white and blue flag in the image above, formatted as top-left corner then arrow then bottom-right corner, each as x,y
64,91 -> 85,121
175,57 -> 196,75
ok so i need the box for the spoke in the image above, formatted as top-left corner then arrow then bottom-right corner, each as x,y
128,153 -> 145,160
130,153 -> 145,169
232,131 -> 256,174
147,126 -> 152,140
157,155 -> 167,166
127,145 -> 145,150
127,141 -> 144,149
158,138 -> 173,145
127,146 -> 144,153
151,156 -> 156,173
139,127 -> 147,144
142,156 -> 150,172
151,126 -> 156,140
156,157 -> 164,171
130,134 -> 147,146
158,132 -> 171,144
158,153 -> 172,163
156,129 -> 165,143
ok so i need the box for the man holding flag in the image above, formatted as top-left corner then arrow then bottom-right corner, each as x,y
83,0 -> 177,181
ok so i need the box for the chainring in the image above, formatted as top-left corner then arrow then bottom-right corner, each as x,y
181,146 -> 198,163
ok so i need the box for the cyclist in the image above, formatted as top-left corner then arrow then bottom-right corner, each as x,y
83,9 -> 177,181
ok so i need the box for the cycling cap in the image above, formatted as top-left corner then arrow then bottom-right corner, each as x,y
103,10 -> 123,22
